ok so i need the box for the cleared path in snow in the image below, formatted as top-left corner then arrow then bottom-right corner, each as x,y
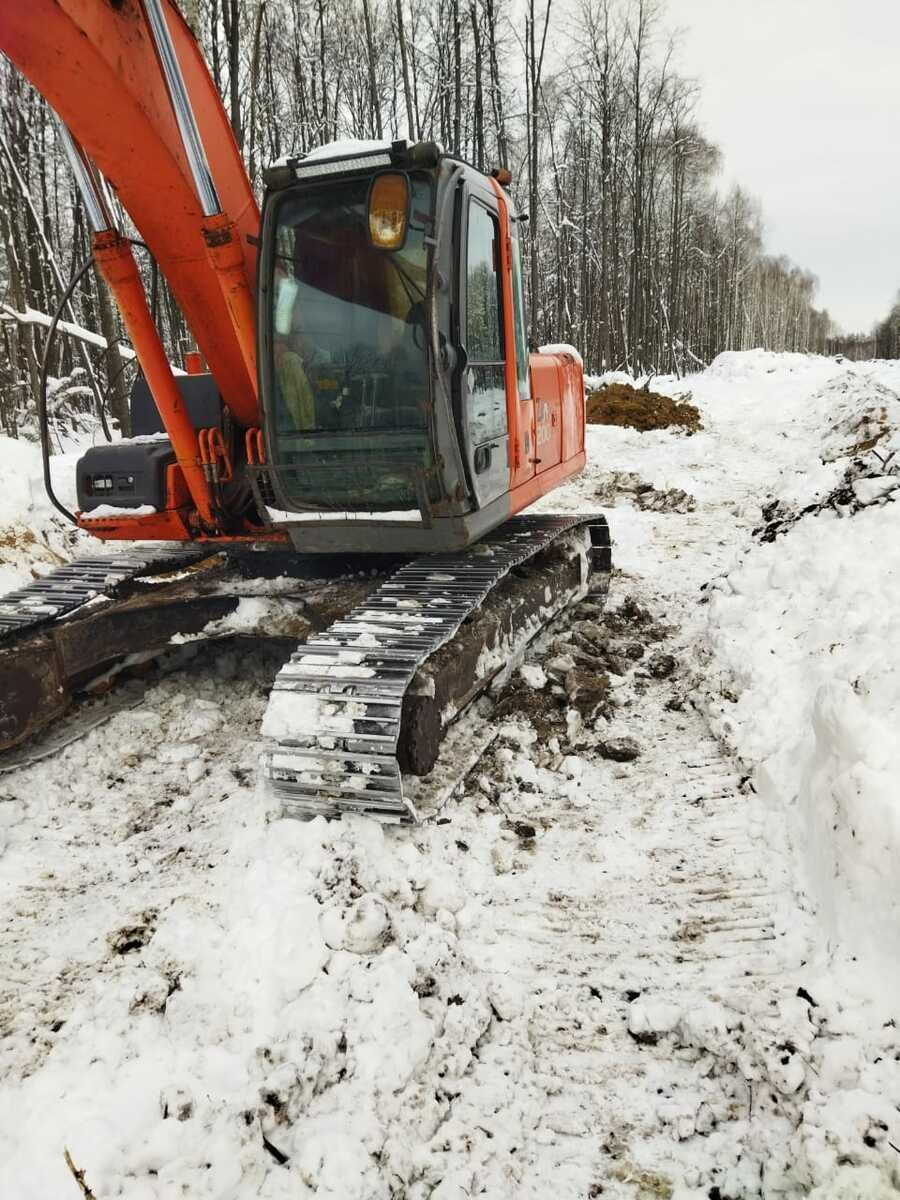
427,572 -> 816,1199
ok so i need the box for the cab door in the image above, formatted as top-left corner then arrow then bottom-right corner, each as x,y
460,188 -> 509,508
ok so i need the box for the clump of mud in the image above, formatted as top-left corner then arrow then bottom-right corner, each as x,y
490,592 -> 676,738
585,381 -> 702,434
594,471 -> 696,513
754,371 -> 900,542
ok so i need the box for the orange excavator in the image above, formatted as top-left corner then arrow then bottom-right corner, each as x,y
0,0 -> 609,820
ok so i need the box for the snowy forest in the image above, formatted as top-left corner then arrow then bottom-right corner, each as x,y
0,0 -> 882,439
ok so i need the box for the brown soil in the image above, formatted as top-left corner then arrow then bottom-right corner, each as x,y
585,382 -> 702,434
0,526 -> 36,551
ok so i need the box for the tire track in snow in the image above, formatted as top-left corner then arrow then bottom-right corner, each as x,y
430,580 -> 816,1199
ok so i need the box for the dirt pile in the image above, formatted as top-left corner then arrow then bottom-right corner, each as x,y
585,381 -> 702,434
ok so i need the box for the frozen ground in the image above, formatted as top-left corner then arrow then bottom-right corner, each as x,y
1,351 -> 899,1198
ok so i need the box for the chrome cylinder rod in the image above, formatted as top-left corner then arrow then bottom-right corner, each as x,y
142,0 -> 221,218
57,121 -> 115,234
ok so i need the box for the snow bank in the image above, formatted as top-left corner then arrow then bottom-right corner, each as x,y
705,347 -> 827,381
0,435 -> 84,591
704,364 -> 900,992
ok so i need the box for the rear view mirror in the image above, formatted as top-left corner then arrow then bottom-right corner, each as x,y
368,172 -> 410,251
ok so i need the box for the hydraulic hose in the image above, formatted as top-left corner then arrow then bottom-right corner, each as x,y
38,240 -> 164,526
38,256 -> 95,525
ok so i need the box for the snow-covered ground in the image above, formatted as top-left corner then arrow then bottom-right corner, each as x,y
1,352 -> 899,1198
0,435 -> 85,593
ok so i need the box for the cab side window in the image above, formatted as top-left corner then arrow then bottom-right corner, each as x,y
466,203 -> 503,361
465,201 -> 506,445
509,221 -> 531,398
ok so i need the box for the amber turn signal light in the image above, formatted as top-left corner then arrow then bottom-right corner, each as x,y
368,172 -> 410,250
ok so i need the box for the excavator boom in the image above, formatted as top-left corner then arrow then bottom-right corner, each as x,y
0,0 -> 259,428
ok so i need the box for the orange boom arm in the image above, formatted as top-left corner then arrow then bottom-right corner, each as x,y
0,0 -> 260,430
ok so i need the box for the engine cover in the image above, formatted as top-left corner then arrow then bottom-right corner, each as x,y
76,439 -> 175,513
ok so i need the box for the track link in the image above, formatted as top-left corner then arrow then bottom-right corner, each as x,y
0,544 -> 207,643
262,514 -> 611,823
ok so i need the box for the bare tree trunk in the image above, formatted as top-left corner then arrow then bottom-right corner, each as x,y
395,0 -> 417,139
452,0 -> 462,151
222,0 -> 242,148
526,0 -> 552,339
247,1 -> 266,183
361,0 -> 384,138
469,1 -> 485,169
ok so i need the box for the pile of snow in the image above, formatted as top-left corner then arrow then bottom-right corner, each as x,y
703,347 -> 826,382
0,435 -> 85,591
703,362 -> 900,993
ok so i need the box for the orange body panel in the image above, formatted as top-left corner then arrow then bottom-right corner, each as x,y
0,0 -> 260,428
488,179 -> 535,490
78,509 -> 193,541
487,179 -> 584,511
509,349 -> 585,514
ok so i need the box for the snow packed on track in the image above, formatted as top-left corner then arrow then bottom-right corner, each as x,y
1,350 -> 899,1199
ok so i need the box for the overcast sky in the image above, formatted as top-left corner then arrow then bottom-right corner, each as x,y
673,0 -> 900,331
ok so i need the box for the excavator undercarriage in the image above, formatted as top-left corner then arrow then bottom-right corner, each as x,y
0,516 -> 610,821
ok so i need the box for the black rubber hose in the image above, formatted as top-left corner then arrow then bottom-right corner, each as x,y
38,257 -> 95,525
39,239 -> 152,524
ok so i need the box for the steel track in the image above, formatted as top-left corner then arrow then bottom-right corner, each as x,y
262,514 -> 611,824
0,544 -> 207,642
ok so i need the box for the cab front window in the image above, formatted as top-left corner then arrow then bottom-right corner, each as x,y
267,173 -> 433,511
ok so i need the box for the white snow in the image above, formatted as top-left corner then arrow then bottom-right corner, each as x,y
303,138 -> 392,162
267,506 -> 422,524
538,342 -> 584,365
2,350 -> 900,1197
0,302 -> 136,358
120,432 -> 172,446
84,502 -> 157,518
0,435 -> 86,592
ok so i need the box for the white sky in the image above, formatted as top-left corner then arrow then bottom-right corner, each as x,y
673,0 -> 900,331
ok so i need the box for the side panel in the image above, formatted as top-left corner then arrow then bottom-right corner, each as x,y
530,358 -> 564,475
508,347 -> 586,514
560,355 -> 586,461
508,452 -> 586,516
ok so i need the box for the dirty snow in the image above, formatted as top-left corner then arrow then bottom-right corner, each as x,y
0,435 -> 85,592
1,351 -> 900,1197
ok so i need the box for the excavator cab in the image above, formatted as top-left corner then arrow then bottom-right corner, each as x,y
253,140 -> 586,553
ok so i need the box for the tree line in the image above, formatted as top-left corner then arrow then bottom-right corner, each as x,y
0,0 -> 887,439
826,294 -> 900,362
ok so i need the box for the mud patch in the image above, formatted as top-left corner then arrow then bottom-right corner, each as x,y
585,382 -> 702,434
593,470 -> 696,513
756,456 -> 899,542
487,593 -> 675,739
108,910 -> 157,955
